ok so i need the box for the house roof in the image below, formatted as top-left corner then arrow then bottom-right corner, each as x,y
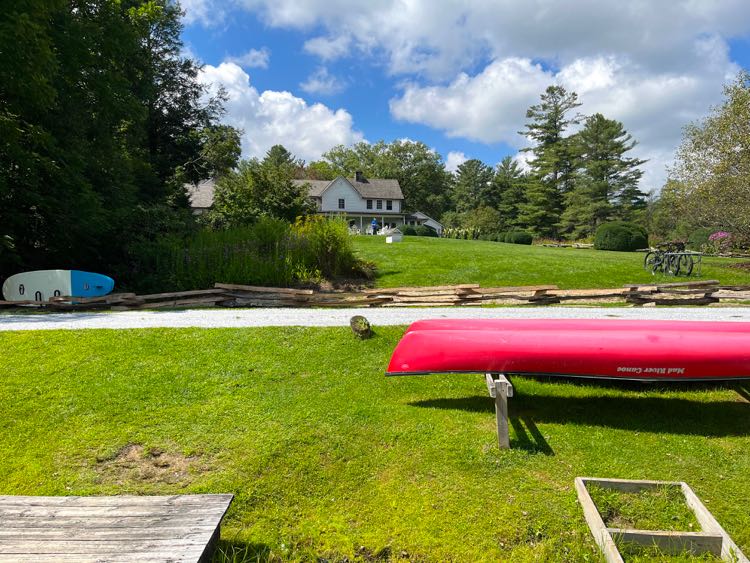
407,211 -> 443,227
185,175 -> 404,210
185,179 -> 215,209
293,176 -> 404,200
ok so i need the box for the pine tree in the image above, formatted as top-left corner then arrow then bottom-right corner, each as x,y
452,159 -> 494,213
492,156 -> 527,229
517,85 -> 581,237
560,114 -> 646,238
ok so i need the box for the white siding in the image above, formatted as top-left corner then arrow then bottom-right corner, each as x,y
320,178 -> 367,212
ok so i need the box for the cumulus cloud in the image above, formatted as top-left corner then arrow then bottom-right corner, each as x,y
187,0 -> 750,188
392,51 -> 739,190
227,47 -> 271,69
180,0 -> 228,27
300,67 -> 346,95
445,151 -> 468,173
199,62 -> 363,162
303,36 -> 352,61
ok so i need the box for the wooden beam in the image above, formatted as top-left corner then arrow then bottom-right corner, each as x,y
606,528 -> 722,556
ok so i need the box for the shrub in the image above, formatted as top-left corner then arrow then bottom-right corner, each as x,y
594,221 -> 648,251
504,231 -> 533,245
414,225 -> 438,237
128,217 -> 365,292
402,225 -> 417,235
687,227 -> 715,250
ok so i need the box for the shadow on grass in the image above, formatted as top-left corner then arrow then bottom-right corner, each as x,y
409,387 -> 750,438
510,416 -> 554,455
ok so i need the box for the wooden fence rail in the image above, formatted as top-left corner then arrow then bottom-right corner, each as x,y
1,280 -> 749,311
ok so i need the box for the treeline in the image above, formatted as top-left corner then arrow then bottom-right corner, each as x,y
0,1 -> 241,282
289,85 -> 649,241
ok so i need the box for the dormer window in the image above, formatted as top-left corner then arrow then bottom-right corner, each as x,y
338,198 -> 345,209
377,200 -> 383,210
386,200 -> 393,210
367,200 -> 373,209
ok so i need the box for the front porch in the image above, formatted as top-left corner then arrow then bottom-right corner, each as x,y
321,212 -> 407,234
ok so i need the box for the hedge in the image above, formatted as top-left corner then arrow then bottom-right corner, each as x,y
594,221 -> 648,251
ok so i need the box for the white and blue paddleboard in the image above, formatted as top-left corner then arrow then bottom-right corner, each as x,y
1,270 -> 115,302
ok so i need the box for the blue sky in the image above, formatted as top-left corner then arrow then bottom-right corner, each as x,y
181,0 -> 750,189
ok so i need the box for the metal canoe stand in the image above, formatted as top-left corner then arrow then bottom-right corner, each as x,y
485,373 -> 514,449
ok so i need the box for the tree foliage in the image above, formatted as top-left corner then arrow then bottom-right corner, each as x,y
310,140 -> 451,217
209,145 -> 314,227
560,114 -> 646,238
0,0 -> 236,279
669,71 -> 750,242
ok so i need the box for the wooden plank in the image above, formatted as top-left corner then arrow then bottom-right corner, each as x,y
585,478 -> 682,493
0,494 -> 233,562
0,495 -> 232,507
623,280 -> 719,289
137,289 -> 227,301
476,285 -> 559,294
214,283 -> 314,295
575,478 -> 624,563
606,528 -> 723,556
362,284 -> 480,294
491,374 -> 513,449
681,483 -> 749,562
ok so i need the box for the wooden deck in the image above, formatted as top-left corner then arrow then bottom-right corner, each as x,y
0,494 -> 233,562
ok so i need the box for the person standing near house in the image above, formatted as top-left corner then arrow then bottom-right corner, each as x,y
371,218 -> 378,234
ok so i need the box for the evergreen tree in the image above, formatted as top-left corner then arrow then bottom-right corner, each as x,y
493,156 -> 527,229
560,114 -> 645,238
517,85 -> 581,237
451,159 -> 494,213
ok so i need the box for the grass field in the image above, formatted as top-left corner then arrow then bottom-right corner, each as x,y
352,236 -> 750,289
1,327 -> 748,562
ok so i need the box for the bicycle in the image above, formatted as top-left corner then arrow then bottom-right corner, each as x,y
644,241 -> 693,276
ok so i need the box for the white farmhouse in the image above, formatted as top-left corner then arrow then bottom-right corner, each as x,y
293,171 -> 406,233
185,171 -> 443,235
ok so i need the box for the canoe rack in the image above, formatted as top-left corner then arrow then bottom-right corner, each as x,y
485,373 -> 514,449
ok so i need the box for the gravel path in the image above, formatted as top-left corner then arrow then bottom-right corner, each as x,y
1,306 -> 749,331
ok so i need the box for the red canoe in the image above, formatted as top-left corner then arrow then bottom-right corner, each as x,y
386,319 -> 750,381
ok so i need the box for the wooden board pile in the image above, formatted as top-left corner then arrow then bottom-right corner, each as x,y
1,280 -> 749,311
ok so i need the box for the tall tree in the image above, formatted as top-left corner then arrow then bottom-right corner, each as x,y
451,159 -> 494,213
493,156 -> 527,229
560,114 -> 646,238
210,146 -> 313,227
517,85 -> 581,237
670,71 -> 750,241
0,0 -> 233,279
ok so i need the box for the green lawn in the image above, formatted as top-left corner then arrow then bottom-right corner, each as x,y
353,236 -> 750,289
1,328 -> 748,562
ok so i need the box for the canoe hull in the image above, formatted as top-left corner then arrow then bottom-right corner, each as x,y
387,319 -> 750,381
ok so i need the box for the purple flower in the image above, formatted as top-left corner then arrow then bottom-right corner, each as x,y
709,231 -> 730,241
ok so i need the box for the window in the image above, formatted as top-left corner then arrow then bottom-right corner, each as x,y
366,199 -> 373,209
376,200 -> 382,210
338,198 -> 345,209
386,200 -> 393,210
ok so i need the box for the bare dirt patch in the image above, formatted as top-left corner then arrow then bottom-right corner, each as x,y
95,444 -> 204,486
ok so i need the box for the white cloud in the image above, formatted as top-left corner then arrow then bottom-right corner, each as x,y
188,0 -> 750,188
392,51 -> 738,189
180,0 -> 228,27
303,36 -> 352,61
445,151 -> 468,173
300,67 -> 346,95
391,58 -> 550,144
199,62 -> 364,162
227,47 -> 271,69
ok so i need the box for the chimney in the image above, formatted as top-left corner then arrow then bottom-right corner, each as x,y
355,170 -> 364,182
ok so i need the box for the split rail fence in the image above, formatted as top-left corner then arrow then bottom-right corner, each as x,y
2,279 -> 750,311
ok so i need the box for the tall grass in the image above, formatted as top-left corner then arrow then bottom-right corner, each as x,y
129,217 -> 364,292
